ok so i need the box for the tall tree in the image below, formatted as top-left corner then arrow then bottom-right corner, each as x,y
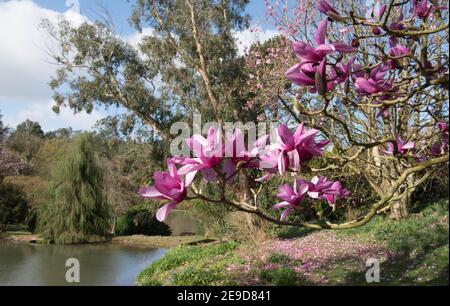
43,0 -> 251,140
37,134 -> 112,244
15,119 -> 44,138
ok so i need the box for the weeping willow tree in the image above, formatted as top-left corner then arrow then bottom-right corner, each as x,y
37,134 -> 112,244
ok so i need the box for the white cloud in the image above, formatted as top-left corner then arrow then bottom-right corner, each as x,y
123,27 -> 155,48
0,0 -> 105,132
2,100 -> 103,132
234,28 -> 281,55
0,0 -> 87,102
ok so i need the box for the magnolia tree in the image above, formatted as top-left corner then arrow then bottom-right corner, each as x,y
139,0 -> 449,227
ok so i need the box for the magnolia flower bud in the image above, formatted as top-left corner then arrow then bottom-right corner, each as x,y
315,60 -> 327,96
351,38 -> 360,48
372,26 -> 381,36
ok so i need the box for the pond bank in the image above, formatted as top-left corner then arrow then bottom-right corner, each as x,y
112,235 -> 216,249
1,231 -> 215,248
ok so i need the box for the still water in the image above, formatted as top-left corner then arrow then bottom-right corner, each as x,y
0,241 -> 167,286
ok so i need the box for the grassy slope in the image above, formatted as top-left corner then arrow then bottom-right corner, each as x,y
136,199 -> 449,286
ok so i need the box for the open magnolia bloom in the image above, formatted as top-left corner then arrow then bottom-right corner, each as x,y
285,19 -> 356,93
274,179 -> 309,221
383,135 -> 415,156
173,126 -> 223,181
138,159 -> 191,222
274,123 -> 329,174
302,176 -> 350,206
274,176 -> 350,221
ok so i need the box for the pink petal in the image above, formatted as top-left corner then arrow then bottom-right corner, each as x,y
184,170 -> 197,186
156,202 -> 177,222
332,42 -> 357,53
277,125 -> 295,150
280,207 -> 294,221
314,19 -> 328,46
138,186 -> 167,200
273,201 -> 291,209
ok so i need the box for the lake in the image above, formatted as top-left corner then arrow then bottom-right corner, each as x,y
0,240 -> 167,286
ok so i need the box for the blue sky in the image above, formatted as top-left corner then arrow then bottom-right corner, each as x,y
31,0 -> 272,34
0,0 -> 277,132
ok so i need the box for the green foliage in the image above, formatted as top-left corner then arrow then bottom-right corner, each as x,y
259,268 -> 299,286
7,132 -> 42,162
136,241 -> 238,286
185,198 -> 233,238
33,138 -> 72,178
276,226 -> 316,239
115,205 -> 171,236
267,252 -> 291,265
44,0 -> 253,143
3,176 -> 47,232
0,178 -> 28,230
36,134 -> 112,244
15,119 -> 44,138
339,198 -> 449,254
44,127 -> 72,140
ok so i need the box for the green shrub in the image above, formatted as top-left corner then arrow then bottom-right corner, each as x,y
276,226 -> 316,239
259,267 -> 299,286
0,178 -> 28,230
115,205 -> 171,236
267,252 -> 291,264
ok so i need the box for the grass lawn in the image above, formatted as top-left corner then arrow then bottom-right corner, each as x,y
136,198 -> 449,286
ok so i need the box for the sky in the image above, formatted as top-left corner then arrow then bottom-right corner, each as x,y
0,0 -> 279,132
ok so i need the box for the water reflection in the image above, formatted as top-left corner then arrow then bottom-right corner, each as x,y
165,210 -> 203,236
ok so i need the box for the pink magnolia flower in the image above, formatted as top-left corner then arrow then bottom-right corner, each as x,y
414,0 -> 434,19
414,0 -> 448,20
285,19 -> 356,92
334,57 -> 362,88
254,124 -> 328,180
388,44 -> 410,68
437,121 -> 449,136
274,123 -> 326,174
390,44 -> 410,57
290,19 -> 355,64
274,179 -> 309,221
138,159 -> 191,221
431,142 -> 447,156
174,127 -> 223,181
255,147 -> 280,182
303,176 -> 350,205
354,64 -> 395,97
431,122 -> 449,156
383,135 -> 415,155
223,129 -> 268,182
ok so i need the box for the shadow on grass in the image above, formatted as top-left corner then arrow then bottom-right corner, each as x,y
276,226 -> 317,239
343,246 -> 449,285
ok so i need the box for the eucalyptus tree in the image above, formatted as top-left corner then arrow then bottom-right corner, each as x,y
43,0 -> 252,141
